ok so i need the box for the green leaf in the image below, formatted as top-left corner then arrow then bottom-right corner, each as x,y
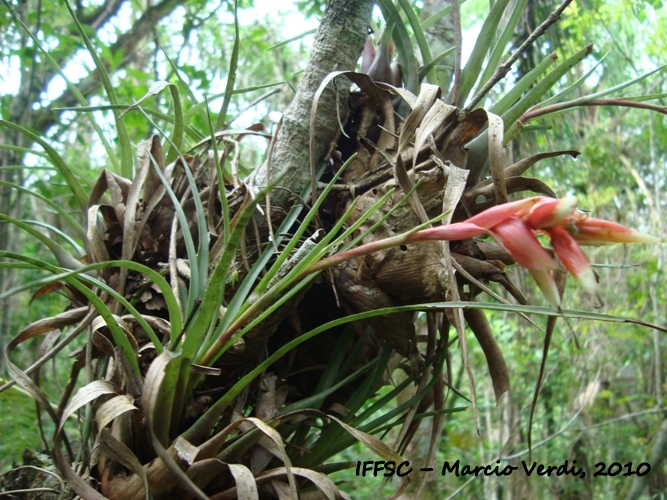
396,0 -> 433,82
0,180 -> 85,237
180,174 -> 275,361
541,63 -> 667,110
63,0 -> 133,178
457,0 -> 512,105
420,1 -> 468,31
376,0 -> 419,92
502,44 -> 594,141
418,47 -> 456,82
142,351 -> 207,499
0,120 -> 88,212
0,253 -> 170,356
215,0 -> 240,129
268,28 -> 317,50
473,0 -> 529,100
2,0 -> 119,172
0,213 -> 84,271
488,52 -> 559,116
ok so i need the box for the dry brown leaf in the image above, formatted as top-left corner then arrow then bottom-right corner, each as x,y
96,394 -> 138,431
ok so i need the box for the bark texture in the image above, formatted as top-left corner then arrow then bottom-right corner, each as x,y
252,0 -> 374,212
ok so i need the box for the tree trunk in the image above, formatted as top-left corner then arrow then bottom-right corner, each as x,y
252,0 -> 374,213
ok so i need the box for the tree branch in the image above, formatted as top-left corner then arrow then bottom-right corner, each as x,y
31,0 -> 181,135
80,0 -> 126,30
521,98 -> 667,121
449,0 -> 462,105
463,0 -> 574,113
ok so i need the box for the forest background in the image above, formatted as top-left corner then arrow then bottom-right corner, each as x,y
0,0 -> 665,498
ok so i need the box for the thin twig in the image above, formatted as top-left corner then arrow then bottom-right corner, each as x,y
464,0 -> 575,113
264,117 -> 283,252
522,98 -> 667,121
449,0 -> 462,105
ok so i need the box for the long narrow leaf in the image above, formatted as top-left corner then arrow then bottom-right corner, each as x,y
0,121 -> 88,212
396,0 -> 433,82
185,298 -> 665,444
502,45 -> 594,139
418,47 -> 456,82
0,144 -> 47,158
139,111 -> 210,304
0,180 -> 84,235
181,175 -> 282,360
247,155 -> 355,302
209,164 -> 325,351
142,351 -> 208,499
215,0 -> 240,129
0,252 -> 167,355
457,0 -> 512,105
140,130 -> 200,316
2,0 -> 119,172
205,97 -> 230,247
23,220 -> 85,255
268,28 -> 317,51
539,63 -> 667,110
420,1 -> 469,31
537,52 -> 609,108
165,84 -> 185,165
473,0 -> 529,99
63,0 -> 133,178
489,52 -> 559,116
0,213 -> 84,271
376,0 -> 419,92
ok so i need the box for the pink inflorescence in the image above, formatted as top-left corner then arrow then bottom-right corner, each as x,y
408,196 -> 660,307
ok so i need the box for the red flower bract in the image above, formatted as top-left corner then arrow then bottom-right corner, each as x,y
313,196 -> 659,309
550,224 -> 598,295
408,196 -> 660,307
488,218 -> 558,271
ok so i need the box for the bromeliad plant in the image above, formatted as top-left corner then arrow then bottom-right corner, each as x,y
310,195 -> 660,309
1,0 -> 665,498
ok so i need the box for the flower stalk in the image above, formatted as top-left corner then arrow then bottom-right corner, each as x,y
203,196 -> 659,367
304,196 -> 660,308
